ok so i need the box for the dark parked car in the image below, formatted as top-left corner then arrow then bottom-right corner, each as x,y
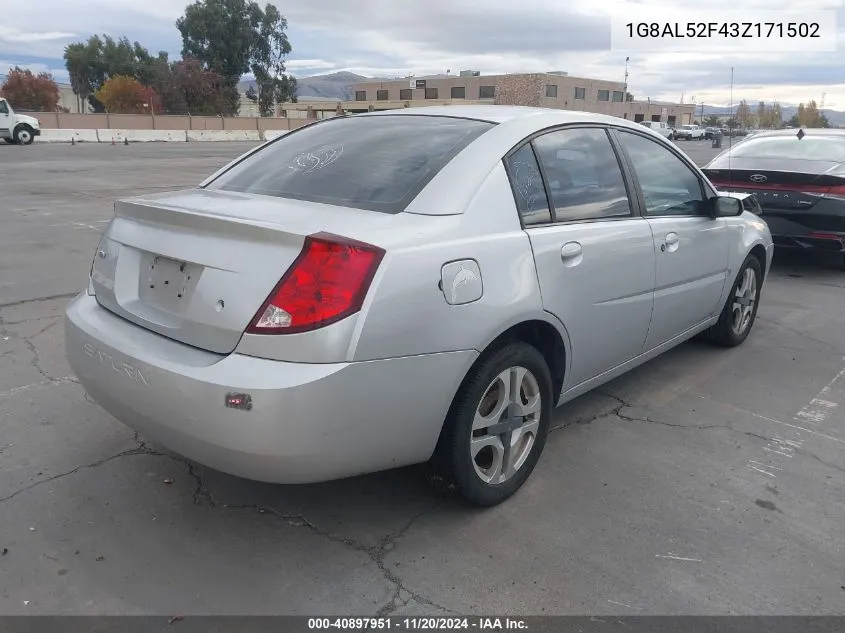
703,128 -> 845,266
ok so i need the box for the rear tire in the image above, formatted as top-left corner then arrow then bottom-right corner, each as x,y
429,342 -> 553,507
702,255 -> 762,347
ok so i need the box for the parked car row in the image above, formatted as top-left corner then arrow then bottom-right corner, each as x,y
65,106 -> 774,507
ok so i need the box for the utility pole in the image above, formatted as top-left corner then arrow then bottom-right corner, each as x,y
623,56 -> 629,119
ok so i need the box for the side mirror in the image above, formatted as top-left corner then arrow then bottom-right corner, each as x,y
709,195 -> 743,218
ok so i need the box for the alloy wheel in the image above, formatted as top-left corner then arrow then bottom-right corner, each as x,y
470,366 -> 542,484
731,267 -> 757,336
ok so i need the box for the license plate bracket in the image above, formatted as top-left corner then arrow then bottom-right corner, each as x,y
139,255 -> 194,311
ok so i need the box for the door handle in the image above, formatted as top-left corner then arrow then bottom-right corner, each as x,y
560,241 -> 583,266
661,232 -> 680,253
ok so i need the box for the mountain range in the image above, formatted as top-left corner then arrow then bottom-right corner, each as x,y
240,72 -> 845,126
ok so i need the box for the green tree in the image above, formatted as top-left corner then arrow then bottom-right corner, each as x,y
245,85 -> 257,102
797,103 -> 807,127
788,114 -> 800,127
704,115 -> 721,126
64,37 -> 104,112
735,99 -> 752,128
152,56 -> 229,115
64,34 -> 166,112
176,0 -> 294,113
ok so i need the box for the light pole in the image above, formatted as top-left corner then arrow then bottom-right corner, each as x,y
623,56 -> 630,119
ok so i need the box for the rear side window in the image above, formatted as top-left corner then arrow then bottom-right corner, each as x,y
504,144 -> 551,225
728,136 -> 845,162
207,115 -> 495,214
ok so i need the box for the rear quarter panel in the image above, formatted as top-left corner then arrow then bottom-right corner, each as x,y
351,162 -> 559,362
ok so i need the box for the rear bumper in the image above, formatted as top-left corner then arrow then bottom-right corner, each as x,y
65,292 -> 477,484
771,233 -> 845,252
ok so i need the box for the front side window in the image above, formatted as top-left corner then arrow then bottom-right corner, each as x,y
504,144 -> 551,226
207,115 -> 495,214
532,127 -> 632,222
616,130 -> 705,216
0,100 -> 8,114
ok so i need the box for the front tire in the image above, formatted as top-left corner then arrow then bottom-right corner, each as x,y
703,255 -> 762,347
14,125 -> 34,145
430,342 -> 553,506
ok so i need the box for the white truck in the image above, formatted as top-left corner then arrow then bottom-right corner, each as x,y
673,124 -> 705,141
0,97 -> 42,145
639,120 -> 675,140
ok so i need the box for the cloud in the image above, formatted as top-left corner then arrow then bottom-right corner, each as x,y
0,27 -> 77,43
2,0 -> 844,108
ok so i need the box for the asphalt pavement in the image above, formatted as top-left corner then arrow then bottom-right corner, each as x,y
1,140 -> 844,616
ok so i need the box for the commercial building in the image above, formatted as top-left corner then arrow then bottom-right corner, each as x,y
347,71 -> 696,126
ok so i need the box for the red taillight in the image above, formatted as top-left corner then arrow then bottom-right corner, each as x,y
710,180 -> 845,197
247,233 -> 385,335
807,232 -> 844,241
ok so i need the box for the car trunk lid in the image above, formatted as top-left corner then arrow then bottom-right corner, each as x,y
91,188 -> 396,354
704,158 -> 845,211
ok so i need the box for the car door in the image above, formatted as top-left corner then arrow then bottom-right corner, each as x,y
504,126 -> 656,389
613,129 -> 730,351
0,100 -> 12,139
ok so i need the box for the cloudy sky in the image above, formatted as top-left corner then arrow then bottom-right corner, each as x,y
1,0 -> 844,108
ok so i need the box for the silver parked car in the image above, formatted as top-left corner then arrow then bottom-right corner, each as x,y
65,106 -> 774,506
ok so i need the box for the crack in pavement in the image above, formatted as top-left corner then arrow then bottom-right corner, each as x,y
222,499 -> 457,617
756,317 -> 845,356
0,376 -> 79,399
0,447 -> 149,504
23,338 -> 53,382
0,415 -> 453,615
0,292 -> 78,309
585,391 -> 845,478
797,449 -> 845,476
0,314 -> 64,326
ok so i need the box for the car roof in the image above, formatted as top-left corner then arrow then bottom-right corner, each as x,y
363,104 -> 645,130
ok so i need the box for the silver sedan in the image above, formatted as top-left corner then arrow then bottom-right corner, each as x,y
65,106 -> 774,506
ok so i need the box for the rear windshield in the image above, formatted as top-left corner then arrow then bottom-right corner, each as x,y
729,136 -> 845,162
206,115 -> 495,213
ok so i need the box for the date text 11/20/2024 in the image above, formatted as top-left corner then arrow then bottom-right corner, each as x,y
307,617 -> 528,630
625,22 -> 820,39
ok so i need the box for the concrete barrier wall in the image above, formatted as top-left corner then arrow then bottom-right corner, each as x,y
187,130 -> 261,142
97,129 -> 187,143
36,127 -> 294,143
262,130 -> 290,141
39,129 -> 100,143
